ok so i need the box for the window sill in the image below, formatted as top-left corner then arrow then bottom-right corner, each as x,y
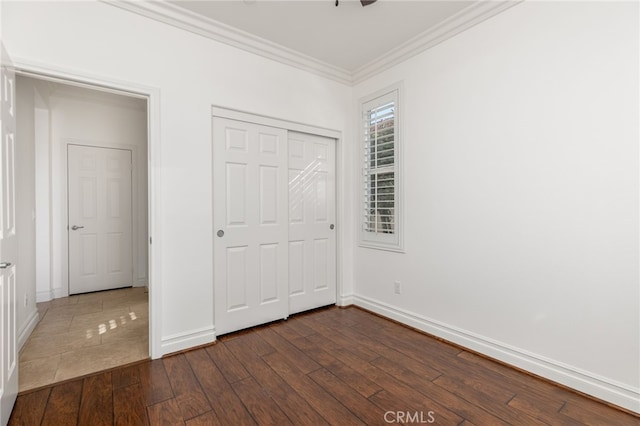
358,242 -> 405,253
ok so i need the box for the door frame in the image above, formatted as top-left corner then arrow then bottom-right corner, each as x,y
13,58 -> 162,359
210,106 -> 348,320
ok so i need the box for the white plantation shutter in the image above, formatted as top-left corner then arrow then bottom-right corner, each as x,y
361,88 -> 401,249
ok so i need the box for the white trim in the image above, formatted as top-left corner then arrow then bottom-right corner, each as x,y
17,310 -> 39,351
337,293 -> 354,307
211,106 -> 341,140
103,0 -> 352,85
102,0 -> 518,86
353,294 -> 640,414
160,326 -> 216,356
12,57 -> 163,360
52,287 -> 67,300
35,290 -> 54,303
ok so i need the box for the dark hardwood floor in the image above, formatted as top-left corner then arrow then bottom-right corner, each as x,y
9,306 -> 639,425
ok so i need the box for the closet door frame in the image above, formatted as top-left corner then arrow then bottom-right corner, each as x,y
211,106 -> 345,333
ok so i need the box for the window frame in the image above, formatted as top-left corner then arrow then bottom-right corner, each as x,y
358,83 -> 404,252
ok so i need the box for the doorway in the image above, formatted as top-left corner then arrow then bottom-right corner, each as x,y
14,74 -> 151,390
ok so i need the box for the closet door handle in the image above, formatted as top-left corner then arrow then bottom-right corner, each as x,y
71,225 -> 84,230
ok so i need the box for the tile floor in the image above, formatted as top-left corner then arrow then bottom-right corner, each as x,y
18,287 -> 149,392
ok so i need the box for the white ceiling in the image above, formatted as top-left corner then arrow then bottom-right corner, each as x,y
169,0 -> 473,71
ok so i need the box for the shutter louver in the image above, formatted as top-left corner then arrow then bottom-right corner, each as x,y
362,91 -> 398,242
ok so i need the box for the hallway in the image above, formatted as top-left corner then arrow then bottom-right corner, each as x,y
19,287 -> 148,391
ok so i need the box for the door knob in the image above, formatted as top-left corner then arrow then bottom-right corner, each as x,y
217,230 -> 224,237
71,225 -> 84,230
0,262 -> 12,269
330,224 -> 335,230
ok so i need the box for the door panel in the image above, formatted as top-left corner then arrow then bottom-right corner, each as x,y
0,44 -> 18,425
213,118 -> 288,335
68,145 -> 133,294
288,132 -> 336,315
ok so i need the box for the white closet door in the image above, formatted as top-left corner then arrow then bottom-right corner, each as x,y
288,132 -> 336,315
68,145 -> 133,294
213,117 -> 288,335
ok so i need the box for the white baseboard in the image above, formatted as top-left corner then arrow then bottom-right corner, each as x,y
353,295 -> 640,414
17,310 -> 39,351
52,287 -> 68,300
160,326 -> 216,356
338,293 -> 355,307
35,290 -> 54,303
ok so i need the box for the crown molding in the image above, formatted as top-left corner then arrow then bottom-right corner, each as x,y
103,0 -> 521,87
352,0 -> 523,84
102,0 -> 353,84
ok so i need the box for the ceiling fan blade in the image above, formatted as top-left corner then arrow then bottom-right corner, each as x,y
360,0 -> 377,6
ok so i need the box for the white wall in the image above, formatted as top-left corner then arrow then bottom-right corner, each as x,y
15,77 -> 38,348
352,1 -> 638,412
2,1 -> 353,357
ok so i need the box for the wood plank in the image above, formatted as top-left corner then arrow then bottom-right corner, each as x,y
8,388 -> 50,425
280,315 -> 316,337
370,356 -> 509,426
262,350 -> 366,425
41,381 -> 83,426
457,350 -> 583,404
290,336 -> 383,398
308,368 -> 387,425
297,315 -> 380,362
255,326 -> 321,374
163,354 -> 211,420
560,400 -> 639,426
138,358 -> 174,406
368,389 -> 449,425
184,348 -> 255,425
508,394 -> 585,426
305,332 -> 464,425
432,374 -> 544,425
79,372 -> 113,426
184,411 -> 222,425
218,328 -> 275,356
114,383 -> 150,426
336,324 -> 443,380
112,363 -> 141,389
231,377 -> 293,425
205,342 -> 250,384
147,398 -> 184,425
225,333 -> 329,424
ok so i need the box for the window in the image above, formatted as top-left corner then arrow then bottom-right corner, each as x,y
360,86 -> 402,251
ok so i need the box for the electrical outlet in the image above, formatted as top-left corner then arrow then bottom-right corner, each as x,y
394,281 -> 401,295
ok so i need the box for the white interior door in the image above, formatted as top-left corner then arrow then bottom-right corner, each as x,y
213,118 -> 289,335
288,132 -> 336,315
68,145 -> 133,294
0,45 -> 18,425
